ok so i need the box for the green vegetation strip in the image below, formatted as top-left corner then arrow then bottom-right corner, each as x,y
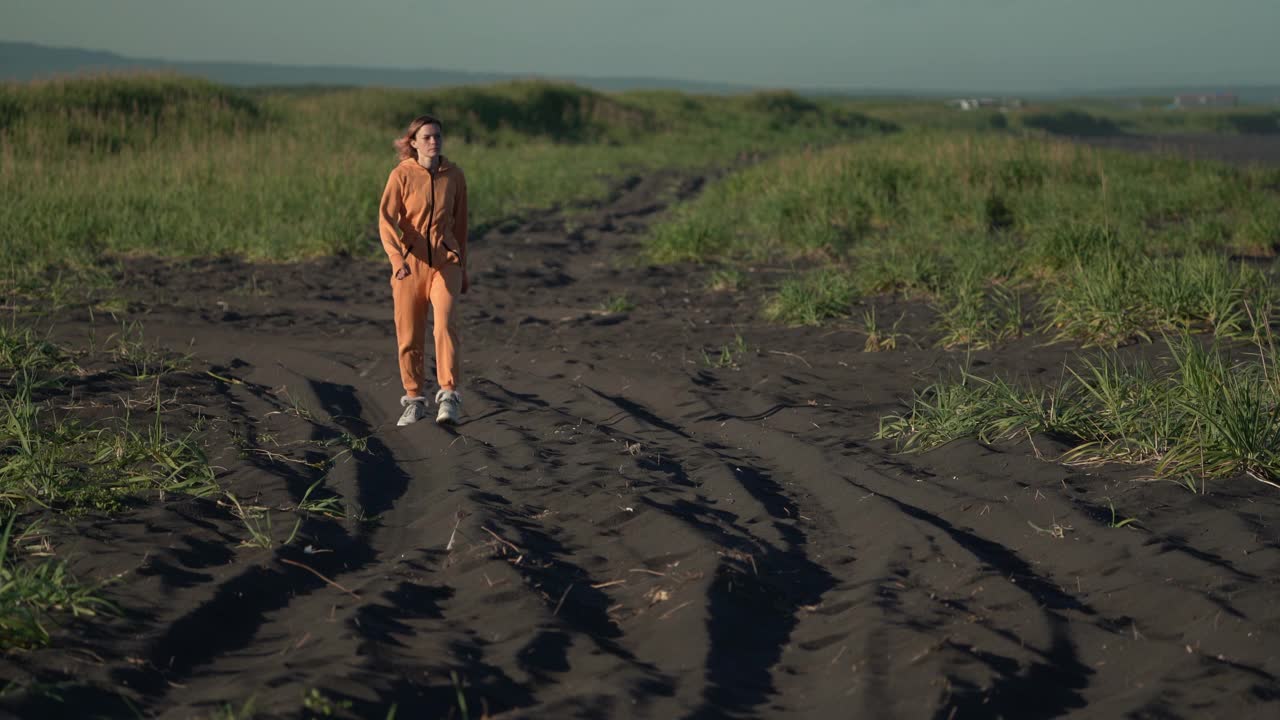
862,100 -> 1280,137
650,131 -> 1279,345
0,74 -> 891,278
878,334 -> 1280,486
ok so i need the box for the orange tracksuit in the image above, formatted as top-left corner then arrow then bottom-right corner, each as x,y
378,156 -> 468,398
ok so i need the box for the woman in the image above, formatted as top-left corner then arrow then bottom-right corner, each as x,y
379,114 -> 469,426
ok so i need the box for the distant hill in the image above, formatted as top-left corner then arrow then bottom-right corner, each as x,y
0,40 -> 750,94
3,40 -> 1278,103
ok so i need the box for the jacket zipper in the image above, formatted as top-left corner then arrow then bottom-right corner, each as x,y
424,168 -> 436,268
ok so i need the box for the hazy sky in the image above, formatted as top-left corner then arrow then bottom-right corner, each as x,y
3,0 -> 1276,91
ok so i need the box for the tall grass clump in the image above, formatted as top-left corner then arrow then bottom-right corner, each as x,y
0,515 -> 111,650
933,281 -> 1026,349
1044,251 -> 1270,345
0,376 -> 218,513
0,324 -> 72,382
879,333 -> 1280,485
763,269 -> 859,325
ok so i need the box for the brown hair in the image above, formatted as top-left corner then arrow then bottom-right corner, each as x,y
394,115 -> 444,161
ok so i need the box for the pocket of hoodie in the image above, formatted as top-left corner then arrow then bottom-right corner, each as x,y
439,237 -> 462,264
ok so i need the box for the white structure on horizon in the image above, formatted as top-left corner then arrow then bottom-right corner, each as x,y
945,97 -> 1024,111
1171,93 -> 1238,108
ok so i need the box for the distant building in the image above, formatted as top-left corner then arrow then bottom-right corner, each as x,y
1172,93 -> 1238,108
945,97 -> 1024,111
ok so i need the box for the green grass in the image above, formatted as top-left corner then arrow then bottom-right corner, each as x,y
600,294 -> 635,313
933,282 -> 1026,349
303,688 -> 352,716
647,131 -> 1280,342
860,308 -> 908,352
0,316 -> 372,652
0,73 -> 264,150
1042,251 -> 1269,345
108,321 -> 193,381
0,515 -> 112,650
705,267 -> 744,292
0,324 -> 73,382
763,269 -> 859,325
224,493 -> 300,550
701,334 -> 749,369
0,318 -> 224,650
0,74 -> 892,278
878,333 -> 1280,484
211,697 -> 258,720
0,324 -> 217,514
0,378 -> 218,513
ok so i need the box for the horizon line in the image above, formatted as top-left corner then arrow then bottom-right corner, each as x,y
2,37 -> 1273,98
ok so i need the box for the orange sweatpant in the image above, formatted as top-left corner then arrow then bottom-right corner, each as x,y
392,252 -> 462,398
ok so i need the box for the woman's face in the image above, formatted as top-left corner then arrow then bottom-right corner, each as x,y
411,123 -> 443,160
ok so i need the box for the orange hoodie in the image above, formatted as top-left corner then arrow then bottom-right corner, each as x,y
378,156 -> 468,271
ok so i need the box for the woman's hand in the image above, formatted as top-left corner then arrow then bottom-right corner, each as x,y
394,263 -> 411,280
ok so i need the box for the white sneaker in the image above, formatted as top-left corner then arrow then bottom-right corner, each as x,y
435,389 -> 462,425
397,396 -> 428,426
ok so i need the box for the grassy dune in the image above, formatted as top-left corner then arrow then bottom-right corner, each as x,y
649,132 -> 1280,345
643,125 -> 1280,486
0,74 -> 891,281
